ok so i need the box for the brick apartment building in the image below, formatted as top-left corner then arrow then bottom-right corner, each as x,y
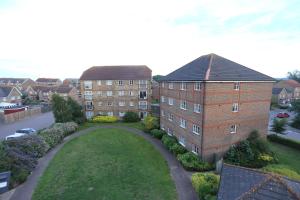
80,66 -> 152,119
159,53 -> 275,162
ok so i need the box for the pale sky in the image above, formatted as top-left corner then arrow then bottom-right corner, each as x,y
0,0 -> 299,80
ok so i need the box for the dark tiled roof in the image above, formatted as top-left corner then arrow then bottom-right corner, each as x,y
272,88 -> 284,95
32,86 -> 55,93
274,80 -> 300,89
36,78 -> 61,82
160,54 -> 275,82
80,65 -> 152,80
0,86 -> 13,97
54,86 -> 73,94
0,78 -> 28,84
217,164 -> 300,200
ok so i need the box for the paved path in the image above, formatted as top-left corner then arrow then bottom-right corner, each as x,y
9,126 -> 198,200
0,112 -> 55,140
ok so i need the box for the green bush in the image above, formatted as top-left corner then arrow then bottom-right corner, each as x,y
161,134 -> 177,150
169,143 -> 187,155
271,118 -> 287,134
142,115 -> 159,132
53,122 -> 78,137
150,129 -> 165,139
177,152 -> 214,171
123,112 -> 140,122
191,172 -> 220,200
290,115 -> 300,129
38,127 -> 65,149
267,134 -> 300,151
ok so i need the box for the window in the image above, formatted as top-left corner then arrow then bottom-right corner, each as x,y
180,82 -> 187,90
234,82 -> 240,90
139,91 -> 147,99
97,80 -> 101,85
168,113 -> 174,121
178,136 -> 185,147
85,111 -> 94,119
85,101 -> 93,110
192,144 -> 199,155
167,128 -> 173,136
180,118 -> 187,128
232,103 -> 239,112
119,112 -> 125,117
139,80 -> 147,88
129,80 -> 134,85
107,91 -> 113,96
84,81 -> 92,89
194,82 -> 201,91
180,100 -> 187,110
168,82 -> 174,89
129,101 -> 134,106
168,98 -> 174,105
161,110 -> 165,116
118,91 -> 125,96
118,80 -> 123,86
96,91 -> 102,96
230,125 -> 237,134
139,101 -> 147,109
161,96 -> 165,102
106,80 -> 112,85
84,91 -> 93,100
98,102 -> 102,106
119,101 -> 125,106
161,124 -> 165,131
162,82 -> 165,88
129,91 -> 134,96
107,112 -> 113,116
193,124 -> 200,135
194,104 -> 201,113
107,102 -> 113,106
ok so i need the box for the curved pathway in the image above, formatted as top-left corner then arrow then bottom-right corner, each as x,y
10,126 -> 198,200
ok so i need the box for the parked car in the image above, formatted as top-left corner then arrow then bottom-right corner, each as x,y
276,112 -> 290,118
5,128 -> 37,140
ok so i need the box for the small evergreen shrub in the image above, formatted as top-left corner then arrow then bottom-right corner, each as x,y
161,135 -> 177,150
150,129 -> 165,139
191,172 -> 220,200
169,143 -> 187,155
123,112 -> 140,122
92,116 -> 118,123
53,122 -> 78,137
142,115 -> 159,132
177,152 -> 214,171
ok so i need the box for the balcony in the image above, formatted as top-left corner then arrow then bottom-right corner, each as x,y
85,105 -> 94,110
138,105 -> 148,110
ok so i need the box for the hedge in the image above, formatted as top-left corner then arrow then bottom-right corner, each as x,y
267,134 -> 300,151
38,127 -> 65,149
191,172 -> 220,200
177,152 -> 214,172
52,122 -> 78,137
150,129 -> 165,139
91,116 -> 118,123
123,112 -> 140,122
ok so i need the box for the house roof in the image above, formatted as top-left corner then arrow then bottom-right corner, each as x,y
272,88 -> 284,95
36,78 -> 61,83
80,65 -> 152,80
54,86 -> 73,94
33,86 -> 73,94
274,80 -> 300,89
0,78 -> 28,84
0,86 -> 13,97
217,164 -> 300,200
160,54 -> 275,82
32,86 -> 55,93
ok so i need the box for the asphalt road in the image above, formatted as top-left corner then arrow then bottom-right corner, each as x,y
0,112 -> 55,140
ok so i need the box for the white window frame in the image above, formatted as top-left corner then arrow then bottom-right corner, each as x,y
107,102 -> 113,106
129,80 -> 134,85
180,100 -> 187,110
161,124 -> 165,131
107,91 -> 113,96
194,82 -> 201,91
119,101 -> 125,106
118,91 -> 125,96
84,81 -> 92,90
234,82 -> 240,90
97,80 -> 101,85
180,118 -> 187,129
167,128 -> 173,136
232,103 -> 239,112
161,96 -> 165,103
230,125 -> 237,134
162,82 -> 165,88
118,80 -> 123,86
129,91 -> 134,96
98,102 -> 103,106
168,82 -> 174,89
168,98 -> 174,105
192,124 -> 200,135
178,136 -> 186,147
192,144 -> 199,155
180,82 -> 187,90
107,111 -> 113,116
161,110 -> 165,116
129,101 -> 134,107
106,80 -> 112,85
194,104 -> 201,113
119,112 -> 125,117
168,113 -> 174,122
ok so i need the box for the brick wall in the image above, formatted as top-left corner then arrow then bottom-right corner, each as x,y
0,107 -> 41,123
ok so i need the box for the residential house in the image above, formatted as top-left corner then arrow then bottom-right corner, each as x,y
0,78 -> 36,91
54,86 -> 79,102
272,87 -> 292,105
80,65 -> 152,119
33,86 -> 55,103
0,86 -> 22,105
63,78 -> 80,88
36,78 -> 62,87
274,79 -> 300,100
159,53 -> 275,161
217,164 -> 300,200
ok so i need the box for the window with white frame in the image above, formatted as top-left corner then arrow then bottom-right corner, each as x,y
139,101 -> 147,109
107,112 -> 113,116
168,113 -> 174,121
129,80 -> 134,85
107,91 -> 113,96
180,100 -> 187,110
167,128 -> 173,136
129,91 -> 134,96
178,136 -> 185,147
161,96 -> 165,102
139,91 -> 147,99
230,125 -> 237,134
98,102 -> 103,106
162,82 -> 165,88
161,110 -> 165,116
161,124 -> 165,130
97,91 -> 102,96
119,112 -> 125,117
194,82 -> 201,91
193,124 -> 200,135
97,80 -> 101,85
106,80 -> 112,85
118,80 -> 123,86
84,91 -> 93,100
85,111 -> 94,119
107,102 -> 113,106
168,98 -> 174,105
119,101 -> 125,106
84,81 -> 92,89
118,91 -> 125,96
180,118 -> 187,128
180,82 -> 187,90
192,144 -> 199,155
168,82 -> 174,89
129,101 -> 134,106
234,82 -> 240,90
232,103 -> 239,112
194,104 -> 201,113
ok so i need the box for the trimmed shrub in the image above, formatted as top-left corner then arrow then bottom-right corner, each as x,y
92,116 -> 118,123
150,129 -> 165,139
177,152 -> 214,171
192,172 -> 220,200
169,143 -> 187,156
38,127 -> 65,149
142,115 -> 159,132
161,135 -> 177,150
53,122 -> 78,137
123,112 -> 140,122
267,134 -> 300,151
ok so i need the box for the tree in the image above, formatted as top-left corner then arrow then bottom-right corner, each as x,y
152,75 -> 164,82
66,97 -> 84,124
290,99 -> 300,129
51,94 -> 72,123
272,118 -> 287,134
288,70 -> 300,83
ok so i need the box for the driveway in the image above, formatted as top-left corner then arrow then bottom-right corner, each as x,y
0,112 -> 55,140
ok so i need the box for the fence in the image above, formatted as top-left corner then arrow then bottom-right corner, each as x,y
0,107 -> 41,124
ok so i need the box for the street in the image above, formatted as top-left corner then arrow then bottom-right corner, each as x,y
0,112 -> 55,140
268,108 -> 300,142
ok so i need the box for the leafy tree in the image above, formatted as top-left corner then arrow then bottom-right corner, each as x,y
152,75 -> 164,82
67,97 -> 84,124
288,70 -> 300,83
272,118 -> 287,134
51,94 -> 72,123
290,100 -> 300,129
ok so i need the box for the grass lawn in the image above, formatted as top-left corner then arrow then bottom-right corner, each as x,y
32,128 -> 176,200
263,141 -> 300,180
78,121 -> 143,131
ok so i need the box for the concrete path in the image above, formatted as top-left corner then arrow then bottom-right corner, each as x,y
8,126 -> 198,200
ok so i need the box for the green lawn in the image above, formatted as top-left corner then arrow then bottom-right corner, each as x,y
78,121 -> 143,131
32,128 -> 176,200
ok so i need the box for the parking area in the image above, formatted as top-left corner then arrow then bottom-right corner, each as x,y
0,112 -> 55,140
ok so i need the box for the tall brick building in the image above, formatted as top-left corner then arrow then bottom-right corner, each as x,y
159,54 -> 275,162
80,66 -> 152,119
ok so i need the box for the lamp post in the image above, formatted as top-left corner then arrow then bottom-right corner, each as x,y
0,171 -> 11,194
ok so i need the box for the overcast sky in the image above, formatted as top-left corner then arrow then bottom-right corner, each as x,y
0,0 -> 299,80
